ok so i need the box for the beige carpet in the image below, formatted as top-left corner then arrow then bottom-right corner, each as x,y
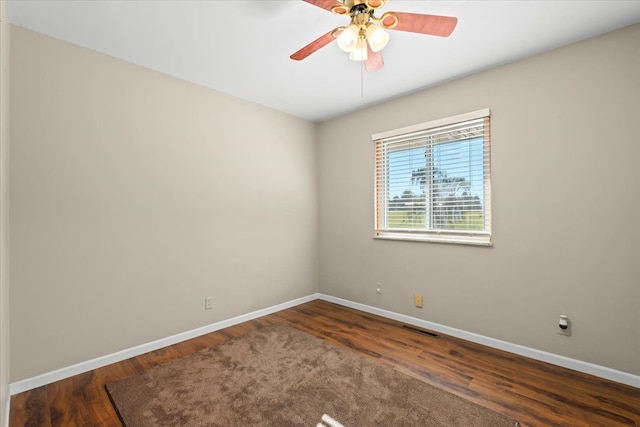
106,323 -> 518,426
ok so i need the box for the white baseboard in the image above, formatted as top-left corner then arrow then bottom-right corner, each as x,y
8,293 -> 321,395
9,292 -> 639,396
318,294 -> 640,389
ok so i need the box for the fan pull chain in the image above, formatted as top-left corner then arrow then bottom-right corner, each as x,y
361,60 -> 364,98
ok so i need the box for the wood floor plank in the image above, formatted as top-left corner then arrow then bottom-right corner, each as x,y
9,299 -> 640,426
9,386 -> 51,427
46,377 -> 82,427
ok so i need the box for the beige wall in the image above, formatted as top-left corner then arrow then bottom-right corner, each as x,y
318,23 -> 640,375
9,26 -> 318,381
1,0 -> 10,422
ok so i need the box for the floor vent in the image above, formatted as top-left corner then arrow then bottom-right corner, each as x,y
401,325 -> 439,338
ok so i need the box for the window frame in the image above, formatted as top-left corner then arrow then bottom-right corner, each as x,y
372,109 -> 492,246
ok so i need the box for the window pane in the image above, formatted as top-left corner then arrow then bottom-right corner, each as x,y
387,145 -> 426,229
431,137 -> 485,231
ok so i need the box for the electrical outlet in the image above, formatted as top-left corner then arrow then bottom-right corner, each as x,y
414,294 -> 423,308
376,283 -> 382,294
558,314 -> 570,336
204,297 -> 213,310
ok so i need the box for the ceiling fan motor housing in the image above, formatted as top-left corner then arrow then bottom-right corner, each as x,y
333,0 -> 386,16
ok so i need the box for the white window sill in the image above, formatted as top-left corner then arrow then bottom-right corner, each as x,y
374,233 -> 493,247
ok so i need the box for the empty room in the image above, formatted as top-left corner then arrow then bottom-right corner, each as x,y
1,1 -> 639,426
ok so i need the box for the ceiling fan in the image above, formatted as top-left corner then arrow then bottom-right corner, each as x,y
290,0 -> 458,72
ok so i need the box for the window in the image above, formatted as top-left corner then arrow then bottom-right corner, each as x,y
373,109 -> 491,246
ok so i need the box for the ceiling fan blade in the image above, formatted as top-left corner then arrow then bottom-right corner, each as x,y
365,46 -> 384,72
385,12 -> 457,37
303,0 -> 349,14
290,29 -> 341,61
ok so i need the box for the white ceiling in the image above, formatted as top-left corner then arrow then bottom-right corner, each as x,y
9,1 -> 640,122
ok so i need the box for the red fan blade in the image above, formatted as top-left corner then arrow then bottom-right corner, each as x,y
365,45 -> 384,72
303,0 -> 348,14
290,29 -> 340,61
387,12 -> 457,37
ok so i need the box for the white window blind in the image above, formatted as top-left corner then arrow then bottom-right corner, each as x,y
373,109 -> 492,245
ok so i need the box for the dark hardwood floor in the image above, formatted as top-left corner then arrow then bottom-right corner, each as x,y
9,299 -> 640,426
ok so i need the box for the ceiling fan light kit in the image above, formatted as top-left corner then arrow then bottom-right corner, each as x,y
291,0 -> 458,71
